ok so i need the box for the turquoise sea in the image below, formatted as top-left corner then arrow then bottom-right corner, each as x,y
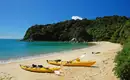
0,39 -> 88,62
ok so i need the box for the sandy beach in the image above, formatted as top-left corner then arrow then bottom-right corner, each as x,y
0,42 -> 122,80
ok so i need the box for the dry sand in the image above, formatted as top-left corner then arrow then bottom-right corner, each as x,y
0,42 -> 122,80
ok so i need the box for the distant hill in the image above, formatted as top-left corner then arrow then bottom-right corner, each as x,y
23,15 -> 130,44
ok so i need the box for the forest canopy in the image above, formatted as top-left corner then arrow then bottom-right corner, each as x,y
23,15 -> 130,44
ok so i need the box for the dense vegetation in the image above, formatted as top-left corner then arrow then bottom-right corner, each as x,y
23,15 -> 129,43
114,37 -> 130,80
23,19 -> 93,42
23,15 -> 130,79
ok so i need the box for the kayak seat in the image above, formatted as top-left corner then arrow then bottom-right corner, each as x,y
76,58 -> 80,62
67,61 -> 72,64
32,64 -> 37,67
25,66 -> 29,68
38,65 -> 43,68
54,59 -> 61,62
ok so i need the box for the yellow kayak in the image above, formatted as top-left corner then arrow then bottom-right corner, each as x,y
20,64 -> 60,73
46,60 -> 96,67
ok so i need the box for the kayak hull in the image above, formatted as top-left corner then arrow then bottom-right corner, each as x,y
47,60 -> 96,67
20,65 -> 60,73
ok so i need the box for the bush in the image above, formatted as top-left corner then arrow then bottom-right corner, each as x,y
114,38 -> 130,80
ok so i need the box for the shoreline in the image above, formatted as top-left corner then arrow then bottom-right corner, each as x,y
0,41 -> 122,80
0,42 -> 96,65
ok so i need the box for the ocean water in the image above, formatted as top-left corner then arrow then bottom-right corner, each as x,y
0,39 -> 88,61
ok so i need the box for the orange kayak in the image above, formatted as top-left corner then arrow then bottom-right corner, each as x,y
20,64 -> 60,73
47,60 -> 96,67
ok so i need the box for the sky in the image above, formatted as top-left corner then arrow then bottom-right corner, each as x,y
0,0 -> 130,39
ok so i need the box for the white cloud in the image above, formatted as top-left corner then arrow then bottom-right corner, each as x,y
72,16 -> 83,20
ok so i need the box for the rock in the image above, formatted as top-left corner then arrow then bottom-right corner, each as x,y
70,38 -> 77,42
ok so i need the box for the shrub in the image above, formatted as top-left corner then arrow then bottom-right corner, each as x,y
114,38 -> 130,80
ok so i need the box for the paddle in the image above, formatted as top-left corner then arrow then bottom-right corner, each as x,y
69,53 -> 87,62
54,61 -> 65,77
54,53 -> 88,80
79,53 -> 87,59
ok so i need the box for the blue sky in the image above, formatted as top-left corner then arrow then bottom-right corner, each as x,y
0,0 -> 130,39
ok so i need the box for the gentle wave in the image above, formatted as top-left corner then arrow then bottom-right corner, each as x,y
0,49 -> 72,64
0,39 -> 89,62
0,47 -> 97,64
0,44 -> 97,64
